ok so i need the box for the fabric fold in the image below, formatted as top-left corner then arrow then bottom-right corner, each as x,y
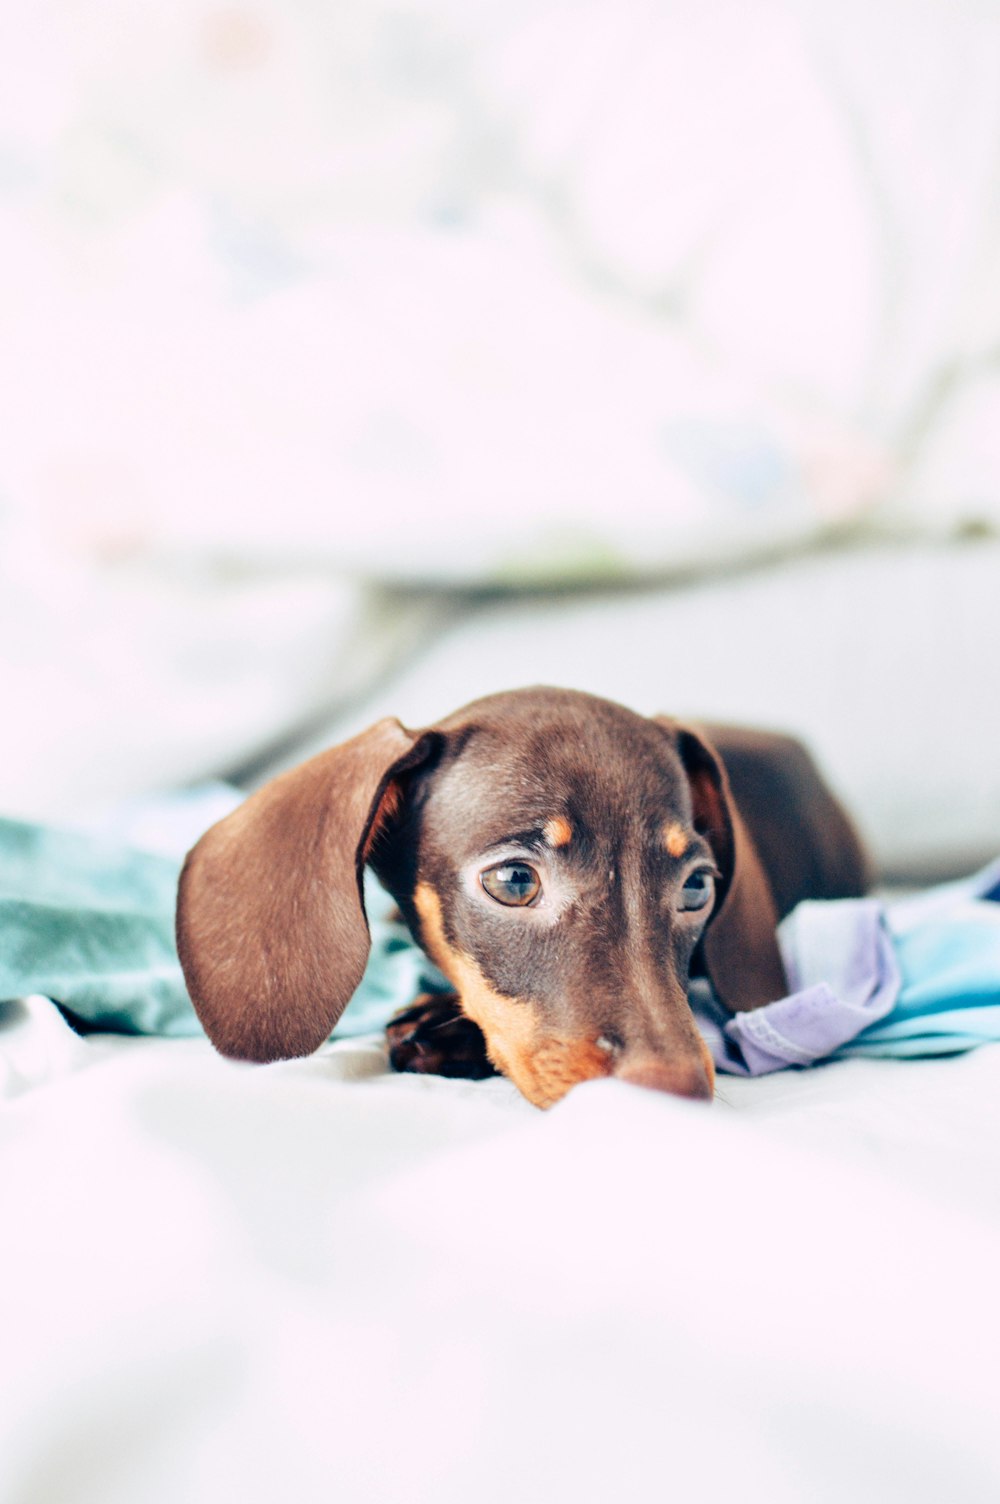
699,900 -> 901,1076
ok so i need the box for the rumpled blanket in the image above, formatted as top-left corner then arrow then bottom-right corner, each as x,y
2,803 -> 1000,1077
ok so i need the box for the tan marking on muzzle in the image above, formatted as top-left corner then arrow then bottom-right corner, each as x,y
413,882 -> 610,1108
519,1036 -> 614,1109
663,822 -> 689,859
544,816 -> 573,848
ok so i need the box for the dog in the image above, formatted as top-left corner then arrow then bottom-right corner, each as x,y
176,687 -> 869,1108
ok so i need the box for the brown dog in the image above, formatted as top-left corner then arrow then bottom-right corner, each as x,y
176,687 -> 869,1107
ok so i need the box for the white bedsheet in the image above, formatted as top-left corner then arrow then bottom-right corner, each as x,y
3,997 -> 999,1502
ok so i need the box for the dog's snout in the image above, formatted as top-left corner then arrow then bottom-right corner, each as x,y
615,1050 -> 715,1102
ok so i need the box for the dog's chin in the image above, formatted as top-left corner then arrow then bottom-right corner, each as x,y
487,1033 -> 614,1110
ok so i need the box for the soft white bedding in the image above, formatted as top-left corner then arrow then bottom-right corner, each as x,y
5,4 -> 1000,1495
3,997 -> 999,1503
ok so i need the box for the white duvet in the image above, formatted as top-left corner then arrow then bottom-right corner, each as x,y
3,995 -> 999,1502
4,4 -> 1000,1494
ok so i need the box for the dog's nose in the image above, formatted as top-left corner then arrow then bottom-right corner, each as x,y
615,1052 -> 715,1102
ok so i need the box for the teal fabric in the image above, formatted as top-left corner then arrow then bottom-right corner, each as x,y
836,899 -> 1000,1058
0,817 -> 197,1036
0,814 -> 450,1040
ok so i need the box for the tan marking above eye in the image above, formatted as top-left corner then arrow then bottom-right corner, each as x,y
544,816 -> 573,848
663,822 -> 690,859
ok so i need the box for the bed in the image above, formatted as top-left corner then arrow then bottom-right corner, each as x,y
4,1 -> 1000,1497
5,545 -> 1000,1502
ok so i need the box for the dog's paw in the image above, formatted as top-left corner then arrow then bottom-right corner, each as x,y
386,994 -> 497,1080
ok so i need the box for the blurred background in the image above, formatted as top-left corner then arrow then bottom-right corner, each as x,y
2,0 -> 999,880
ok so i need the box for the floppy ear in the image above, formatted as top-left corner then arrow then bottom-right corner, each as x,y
655,718 -> 788,1013
176,718 -> 437,1062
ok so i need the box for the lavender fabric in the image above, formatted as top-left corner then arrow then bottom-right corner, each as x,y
698,859 -> 1000,1076
695,900 -> 900,1076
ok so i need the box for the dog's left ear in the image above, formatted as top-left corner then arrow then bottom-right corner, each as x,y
655,718 -> 787,1013
176,719 -> 438,1062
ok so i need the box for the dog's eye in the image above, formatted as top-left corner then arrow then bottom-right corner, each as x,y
678,869 -> 715,912
480,862 -> 541,907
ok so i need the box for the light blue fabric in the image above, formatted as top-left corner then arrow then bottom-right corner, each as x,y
0,815 -> 198,1037
837,864 -> 1000,1058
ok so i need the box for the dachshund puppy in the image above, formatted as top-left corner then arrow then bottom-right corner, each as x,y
176,687 -> 869,1107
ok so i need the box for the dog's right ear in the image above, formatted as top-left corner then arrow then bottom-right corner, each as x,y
176,719 -> 438,1063
655,717 -> 787,1014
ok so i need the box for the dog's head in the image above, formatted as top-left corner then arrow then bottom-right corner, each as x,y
177,688 -> 786,1107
